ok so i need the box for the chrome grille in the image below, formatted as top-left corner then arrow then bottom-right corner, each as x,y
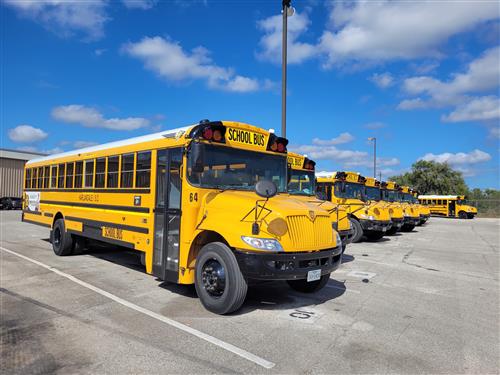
287,215 -> 333,250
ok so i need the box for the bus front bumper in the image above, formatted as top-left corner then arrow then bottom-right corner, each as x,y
234,246 -> 342,280
419,214 -> 430,223
359,219 -> 392,233
404,216 -> 420,226
390,218 -> 404,229
338,228 -> 355,244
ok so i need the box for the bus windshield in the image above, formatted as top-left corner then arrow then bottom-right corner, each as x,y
382,189 -> 398,202
334,181 -> 366,200
288,170 -> 315,196
365,186 -> 381,201
400,193 -> 414,202
187,143 -> 287,192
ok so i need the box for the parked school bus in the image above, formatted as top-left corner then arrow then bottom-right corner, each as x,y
316,171 -> 391,242
365,178 -> 404,235
397,185 -> 421,231
23,120 -> 342,314
418,195 -> 477,219
287,152 -> 352,254
411,190 -> 430,225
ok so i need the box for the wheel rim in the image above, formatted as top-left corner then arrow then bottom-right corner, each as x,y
54,227 -> 61,248
201,258 -> 226,297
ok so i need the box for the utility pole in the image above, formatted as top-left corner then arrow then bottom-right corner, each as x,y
282,0 -> 293,138
368,137 -> 377,178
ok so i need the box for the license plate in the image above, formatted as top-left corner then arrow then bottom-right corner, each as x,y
307,269 -> 321,282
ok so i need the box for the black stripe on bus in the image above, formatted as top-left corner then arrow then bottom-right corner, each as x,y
40,200 -> 150,213
23,210 -> 42,215
44,212 -> 54,217
22,218 -> 51,228
66,216 -> 149,234
67,229 -> 135,250
25,188 -> 151,194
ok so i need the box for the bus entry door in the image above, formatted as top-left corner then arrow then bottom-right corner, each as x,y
153,148 -> 182,281
448,200 -> 456,217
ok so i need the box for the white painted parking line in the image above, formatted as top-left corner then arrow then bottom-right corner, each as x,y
347,271 -> 377,279
0,246 -> 275,369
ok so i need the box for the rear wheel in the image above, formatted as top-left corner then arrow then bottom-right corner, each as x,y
365,231 -> 385,241
349,218 -> 363,243
287,273 -> 330,293
195,242 -> 247,315
459,211 -> 467,219
51,219 -> 73,256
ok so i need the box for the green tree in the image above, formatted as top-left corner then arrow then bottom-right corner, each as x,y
390,160 -> 468,194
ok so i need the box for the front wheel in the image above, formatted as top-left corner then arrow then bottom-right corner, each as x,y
386,226 -> 399,235
287,273 -> 330,293
349,218 -> 363,243
459,211 -> 467,219
195,242 -> 248,315
400,223 -> 415,232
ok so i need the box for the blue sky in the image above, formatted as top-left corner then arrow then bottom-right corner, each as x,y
2,0 -> 499,189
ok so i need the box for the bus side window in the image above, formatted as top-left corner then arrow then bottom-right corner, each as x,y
121,153 -> 134,188
85,160 -> 94,188
66,162 -> 74,188
58,163 -> 65,189
44,166 -> 50,189
136,151 -> 151,188
25,169 -> 31,189
107,156 -> 119,188
51,165 -> 57,188
38,167 -> 43,189
169,149 -> 182,209
74,161 -> 83,188
95,158 -> 106,188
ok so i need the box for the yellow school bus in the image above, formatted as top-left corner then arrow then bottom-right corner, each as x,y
411,190 -> 430,225
365,178 -> 404,235
418,195 -> 477,219
23,120 -> 342,314
397,185 -> 421,231
287,152 -> 352,254
316,171 -> 391,242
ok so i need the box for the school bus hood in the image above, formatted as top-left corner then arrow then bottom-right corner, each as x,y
196,190 -> 337,252
368,201 -> 404,220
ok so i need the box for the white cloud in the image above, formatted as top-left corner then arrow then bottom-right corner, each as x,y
8,125 -> 48,143
256,11 -> 317,65
312,132 -> 354,146
122,0 -> 157,9
441,96 -> 500,123
319,1 -> 499,67
420,149 -> 491,165
94,48 -> 106,56
73,141 -> 98,149
52,105 -> 150,130
17,146 -> 63,155
369,72 -> 394,88
4,0 -> 108,41
489,126 -> 500,139
122,36 -> 268,92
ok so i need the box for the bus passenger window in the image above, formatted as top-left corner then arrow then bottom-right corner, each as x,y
95,158 -> 106,188
66,162 -> 74,188
51,166 -> 57,188
136,151 -> 151,188
85,160 -> 94,188
38,167 -> 43,188
44,166 -> 50,189
169,149 -> 182,209
74,161 -> 83,188
58,163 -> 65,188
121,154 -> 134,188
107,156 -> 119,188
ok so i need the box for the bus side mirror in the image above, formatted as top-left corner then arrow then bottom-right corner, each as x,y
255,180 -> 277,199
189,142 -> 205,173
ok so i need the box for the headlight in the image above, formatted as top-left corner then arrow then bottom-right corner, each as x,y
335,231 -> 342,247
359,214 -> 375,220
241,236 -> 284,252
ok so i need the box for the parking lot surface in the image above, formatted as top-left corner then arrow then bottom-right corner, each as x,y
1,210 -> 499,374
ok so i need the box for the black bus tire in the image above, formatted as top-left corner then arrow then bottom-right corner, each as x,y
365,231 -> 385,241
287,273 -> 330,293
459,211 -> 467,219
401,224 -> 415,232
195,242 -> 247,315
386,226 -> 399,235
51,219 -> 73,256
350,218 -> 363,243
